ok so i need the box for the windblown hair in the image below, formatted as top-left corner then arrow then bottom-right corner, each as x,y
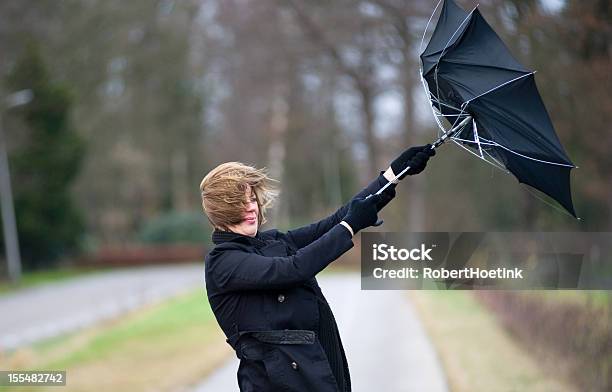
200,162 -> 278,231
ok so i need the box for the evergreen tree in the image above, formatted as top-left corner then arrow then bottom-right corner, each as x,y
3,43 -> 85,269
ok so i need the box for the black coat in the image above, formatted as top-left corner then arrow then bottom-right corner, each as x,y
204,174 -> 393,392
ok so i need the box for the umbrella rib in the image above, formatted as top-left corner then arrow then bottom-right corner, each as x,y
419,72 -> 466,137
434,5 -> 478,68
420,73 -> 446,135
439,58 -> 530,74
420,3 -> 473,137
447,102 -> 469,133
451,137 -> 496,146
435,112 -> 468,120
482,148 -> 507,170
435,70 -> 442,114
478,136 -> 575,168
419,0 -> 446,135
465,71 -> 535,104
419,3 -> 476,138
423,78 -> 470,138
433,4 -> 478,112
450,136 -> 509,170
450,138 -> 510,173
472,118 -> 484,158
521,185 -> 581,220
429,97 -> 463,112
419,0 -> 444,53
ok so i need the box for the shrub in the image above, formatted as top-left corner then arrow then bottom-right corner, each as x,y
138,211 -> 211,245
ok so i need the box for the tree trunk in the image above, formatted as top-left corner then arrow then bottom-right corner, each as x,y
267,83 -> 289,227
402,50 -> 426,231
360,86 -> 379,180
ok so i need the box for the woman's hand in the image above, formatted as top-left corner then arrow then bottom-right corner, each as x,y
374,189 -> 394,212
388,144 -> 436,180
341,195 -> 382,235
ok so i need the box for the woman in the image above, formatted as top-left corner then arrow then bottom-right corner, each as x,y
200,145 -> 435,392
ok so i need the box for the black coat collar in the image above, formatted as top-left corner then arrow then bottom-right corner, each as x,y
212,229 -> 268,248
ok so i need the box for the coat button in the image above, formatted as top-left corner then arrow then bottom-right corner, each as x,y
277,294 -> 285,303
291,361 -> 298,370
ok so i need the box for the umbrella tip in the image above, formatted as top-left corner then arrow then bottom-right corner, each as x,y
577,217 -> 583,221
574,165 -> 580,169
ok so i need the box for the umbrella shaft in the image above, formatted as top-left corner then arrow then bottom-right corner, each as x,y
375,166 -> 411,195
432,116 -> 472,149
373,116 -> 471,195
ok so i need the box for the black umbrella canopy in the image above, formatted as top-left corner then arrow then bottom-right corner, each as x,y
420,0 -> 577,217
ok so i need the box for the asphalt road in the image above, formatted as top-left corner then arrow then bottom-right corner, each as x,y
192,273 -> 448,392
0,263 -> 204,351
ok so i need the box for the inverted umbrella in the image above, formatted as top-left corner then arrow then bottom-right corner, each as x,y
380,0 -> 577,217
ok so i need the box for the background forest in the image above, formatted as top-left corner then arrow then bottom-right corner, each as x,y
0,2 -> 610,391
0,0 -> 609,269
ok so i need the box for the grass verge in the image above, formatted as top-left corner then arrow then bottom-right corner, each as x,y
518,290 -> 610,309
0,289 -> 231,392
0,267 -> 112,296
409,291 -> 576,392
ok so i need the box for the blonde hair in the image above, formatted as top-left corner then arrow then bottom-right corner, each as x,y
200,162 -> 278,231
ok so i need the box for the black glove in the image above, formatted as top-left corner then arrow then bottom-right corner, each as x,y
375,186 -> 395,212
390,144 -> 436,180
343,195 -> 382,234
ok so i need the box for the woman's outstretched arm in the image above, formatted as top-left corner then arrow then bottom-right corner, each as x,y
207,196 -> 381,291
280,172 -> 393,249
272,144 -> 435,249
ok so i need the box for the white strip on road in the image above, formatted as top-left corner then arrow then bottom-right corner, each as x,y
192,273 -> 448,392
0,263 -> 204,351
